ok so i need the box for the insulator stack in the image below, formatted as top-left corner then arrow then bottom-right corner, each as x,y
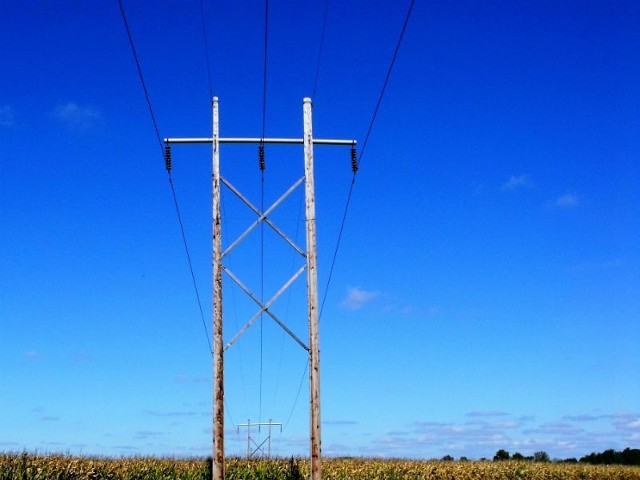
258,144 -> 265,171
164,143 -> 172,172
350,144 -> 358,173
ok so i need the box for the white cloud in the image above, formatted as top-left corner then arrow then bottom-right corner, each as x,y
41,416 -> 60,422
502,174 -> 531,191
526,422 -> 584,436
466,410 -> 509,418
0,105 -> 15,127
364,411 -> 640,460
627,419 -> 640,429
53,102 -> 102,131
23,350 -> 39,360
73,352 -> 93,363
554,193 -> 579,208
324,420 -> 359,426
612,413 -> 640,436
134,431 -> 163,439
339,286 -> 380,311
144,410 -> 198,417
563,414 -> 606,422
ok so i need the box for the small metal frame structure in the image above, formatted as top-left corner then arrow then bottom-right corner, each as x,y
164,97 -> 355,480
237,420 -> 283,459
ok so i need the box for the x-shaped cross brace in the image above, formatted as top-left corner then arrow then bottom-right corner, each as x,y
221,174 -> 309,352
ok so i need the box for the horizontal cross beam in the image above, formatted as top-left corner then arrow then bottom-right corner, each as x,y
237,422 -> 283,428
164,137 -> 356,146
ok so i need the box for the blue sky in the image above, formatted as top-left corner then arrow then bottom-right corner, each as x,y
1,0 -> 639,461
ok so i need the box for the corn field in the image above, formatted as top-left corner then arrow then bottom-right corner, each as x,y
2,453 -> 640,480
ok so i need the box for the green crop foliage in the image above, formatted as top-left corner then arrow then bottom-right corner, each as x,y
2,453 -> 640,480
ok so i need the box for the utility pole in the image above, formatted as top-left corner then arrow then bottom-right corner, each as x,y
303,98 -> 322,480
211,98 -> 224,480
164,97 -> 355,480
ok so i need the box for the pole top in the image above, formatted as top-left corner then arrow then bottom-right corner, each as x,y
213,96 -> 219,102
303,97 -> 312,105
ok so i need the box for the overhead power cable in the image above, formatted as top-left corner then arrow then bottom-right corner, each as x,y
356,0 -> 414,171
312,0 -> 330,99
117,0 -> 164,158
261,0 -> 270,142
320,0 -> 415,317
283,360 -> 309,429
258,0 -> 270,429
199,0 -> 214,97
118,0 -> 212,354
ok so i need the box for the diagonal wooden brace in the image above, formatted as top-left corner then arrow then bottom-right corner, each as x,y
223,264 -> 309,352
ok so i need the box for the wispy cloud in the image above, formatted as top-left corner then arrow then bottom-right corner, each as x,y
525,422 -> 584,436
113,445 -> 139,452
612,413 -> 640,440
324,420 -> 359,426
173,374 -> 209,384
339,286 -> 380,311
363,411 -> 640,460
563,414 -> 606,422
134,430 -> 164,439
32,406 -> 60,422
465,410 -> 509,418
73,352 -> 93,363
23,350 -> 39,361
0,105 -> 15,127
554,193 -> 579,208
502,174 -> 531,191
0,441 -> 20,447
53,102 -> 102,131
144,410 -> 198,417
41,416 -> 60,422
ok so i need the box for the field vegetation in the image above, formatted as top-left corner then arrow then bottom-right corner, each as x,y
2,453 -> 640,480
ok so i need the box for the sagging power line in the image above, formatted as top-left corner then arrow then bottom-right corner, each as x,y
118,0 -> 212,354
320,0 -> 415,318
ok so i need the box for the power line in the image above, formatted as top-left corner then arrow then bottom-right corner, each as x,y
284,360 -> 309,429
261,0 -> 269,141
357,0 -> 414,171
320,0 -> 415,318
258,0 -> 270,429
319,179 -> 355,318
199,0 -> 214,97
312,0 -> 329,99
259,166 -> 265,425
168,177 -> 213,355
118,0 -> 212,354
117,0 -> 164,158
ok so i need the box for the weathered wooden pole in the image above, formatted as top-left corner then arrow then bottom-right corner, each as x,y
212,96 -> 224,480
303,97 -> 322,480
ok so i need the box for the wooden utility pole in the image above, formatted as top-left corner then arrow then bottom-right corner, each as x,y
164,97 -> 354,480
211,97 -> 224,480
303,97 -> 322,480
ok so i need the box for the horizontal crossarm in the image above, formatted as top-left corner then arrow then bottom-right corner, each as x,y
165,137 -> 357,146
